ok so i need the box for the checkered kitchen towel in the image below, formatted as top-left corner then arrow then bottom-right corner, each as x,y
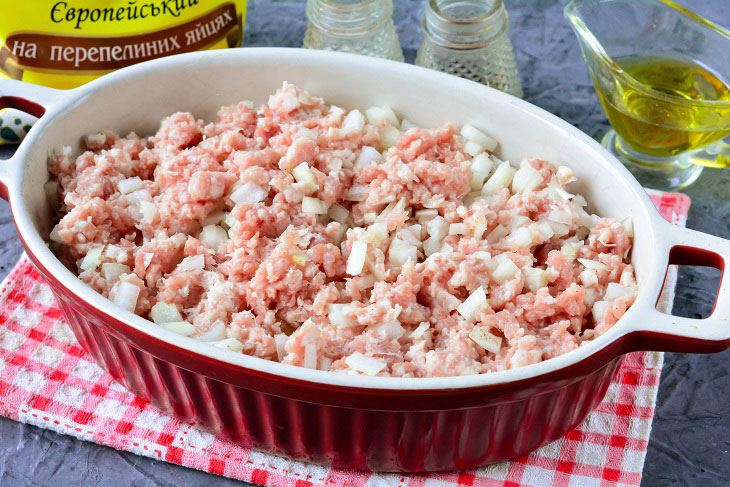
0,191 -> 690,487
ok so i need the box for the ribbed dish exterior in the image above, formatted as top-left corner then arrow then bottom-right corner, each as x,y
49,281 -> 621,472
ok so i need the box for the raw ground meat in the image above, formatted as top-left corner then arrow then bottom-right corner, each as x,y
47,82 -> 638,378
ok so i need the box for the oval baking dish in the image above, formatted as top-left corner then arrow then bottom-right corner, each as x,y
1,48 -> 729,472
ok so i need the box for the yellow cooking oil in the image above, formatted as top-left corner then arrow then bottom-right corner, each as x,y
597,54 -> 730,164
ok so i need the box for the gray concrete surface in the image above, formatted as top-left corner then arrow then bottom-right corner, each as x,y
0,1 -> 728,485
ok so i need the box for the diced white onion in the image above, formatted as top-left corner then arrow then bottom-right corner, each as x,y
230,181 -> 267,205
463,140 -> 486,157
292,162 -> 318,193
410,321 -> 430,339
507,227 -> 533,249
150,301 -> 183,325
491,255 -> 519,284
482,161 -> 515,195
573,194 -> 588,207
160,321 -> 195,336
578,258 -> 609,271
112,281 -> 139,312
139,201 -> 157,223
199,225 -> 229,251
469,326 -> 502,353
49,225 -> 63,243
365,222 -> 389,245
344,185 -> 368,201
328,303 -> 359,328
118,176 -> 142,194
622,217 -> 634,238
592,300 -> 610,323
302,196 -> 329,215
222,212 -> 236,229
511,164 -> 544,193
372,320 -> 406,340
561,241 -> 579,260
460,124 -> 498,152
194,321 -> 226,342
365,106 -> 399,128
579,269 -> 598,287
486,224 -> 509,244
380,125 -> 401,149
327,203 -> 350,224
551,184 -> 574,201
356,146 -> 382,167
126,189 -> 152,203
274,334 -> 288,361
415,209 -> 439,223
347,240 -> 367,275
423,236 -> 442,257
178,254 -> 205,271
469,153 -> 494,189
340,109 -> 365,136
345,352 -> 386,376
427,216 -> 449,241
604,282 -> 630,301
557,165 -> 575,182
400,119 -> 416,131
101,263 -> 130,282
80,246 -> 104,271
473,219 -> 487,240
389,241 -> 418,266
548,209 -> 572,225
524,267 -> 548,291
210,338 -> 245,353
449,223 -> 467,236
457,286 -> 487,321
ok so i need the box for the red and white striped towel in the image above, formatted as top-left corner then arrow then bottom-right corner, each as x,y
0,190 -> 690,486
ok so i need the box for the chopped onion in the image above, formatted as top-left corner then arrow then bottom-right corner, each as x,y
550,184 -> 574,201
200,225 -> 229,251
365,222 -> 389,245
405,224 -> 422,242
380,125 -> 401,150
274,334 -> 288,361
410,321 -> 430,339
365,106 -> 399,128
230,181 -> 267,204
416,209 -> 439,223
460,124 -> 498,152
536,222 -> 555,241
302,196 -> 329,214
126,189 -> 152,203
449,223 -> 467,236
578,258 -> 609,272
356,146 -> 382,167
440,243 -> 454,254
328,303 -> 359,328
579,269 -> 598,287
560,241 -> 579,260
604,282 -> 630,301
118,176 -> 142,194
139,201 -> 157,223
179,254 -> 205,271
340,109 -> 365,136
622,217 -> 634,238
548,209 -> 572,225
511,164 -> 544,193
292,162 -> 318,193
457,286 -> 487,321
112,281 -> 139,312
400,119 -> 416,131
427,216 -> 449,241
327,203 -> 350,224
473,219 -> 487,240
101,263 -> 130,282
507,227 -> 533,249
298,127 -> 318,140
347,240 -> 367,275
491,255 -> 519,284
372,320 -> 406,340
344,185 -> 368,201
482,161 -> 515,195
463,140 -> 486,157
469,326 -> 502,353
474,251 -> 492,263
469,153 -> 494,189
80,246 -> 104,271
291,253 -> 307,266
573,194 -> 588,207
389,241 -> 418,266
524,267 -> 548,291
557,165 -> 576,182
210,338 -> 245,353
223,212 -> 236,229
345,352 -> 386,376
486,224 -> 509,244
194,321 -> 226,342
49,225 -> 64,244
332,223 -> 348,246
423,236 -> 442,257
160,321 -> 195,336
592,300 -> 610,323
140,252 -> 153,271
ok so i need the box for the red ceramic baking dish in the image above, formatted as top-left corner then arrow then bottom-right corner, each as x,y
1,48 -> 729,472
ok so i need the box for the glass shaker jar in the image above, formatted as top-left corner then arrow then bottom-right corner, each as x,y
303,0 -> 404,62
416,0 -> 523,98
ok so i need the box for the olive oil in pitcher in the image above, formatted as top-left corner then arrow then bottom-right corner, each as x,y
597,55 -> 730,161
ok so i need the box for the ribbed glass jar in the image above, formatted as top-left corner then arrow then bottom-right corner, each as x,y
303,0 -> 404,62
416,0 -> 523,98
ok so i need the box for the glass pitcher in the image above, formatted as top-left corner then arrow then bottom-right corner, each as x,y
565,0 -> 730,191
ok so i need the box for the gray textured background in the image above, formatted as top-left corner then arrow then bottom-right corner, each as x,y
1,1 -> 729,485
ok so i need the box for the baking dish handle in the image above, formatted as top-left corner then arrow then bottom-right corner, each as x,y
629,223 -> 730,353
0,80 -> 64,200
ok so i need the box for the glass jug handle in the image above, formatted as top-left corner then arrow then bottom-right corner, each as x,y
690,139 -> 730,169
